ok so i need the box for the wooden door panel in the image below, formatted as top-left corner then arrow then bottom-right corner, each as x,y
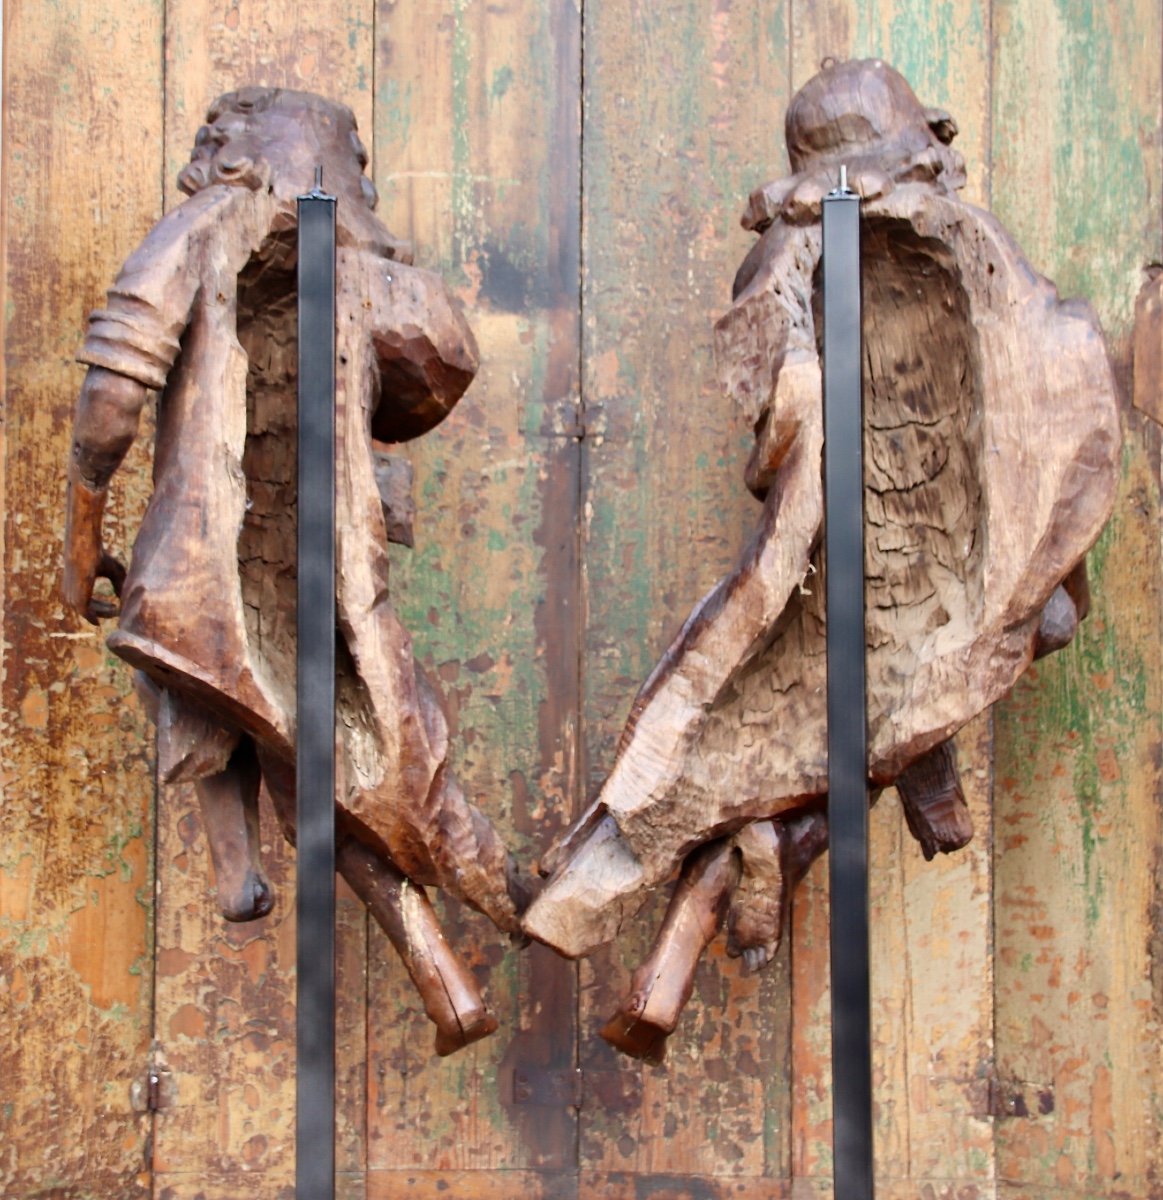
991,0 -> 1163,1193
576,1 -> 797,1181
0,0 -> 163,1194
365,0 -> 582,1176
4,2 -> 1162,1197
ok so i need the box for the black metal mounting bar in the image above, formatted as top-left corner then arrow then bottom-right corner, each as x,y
822,174 -> 874,1200
296,169 -> 337,1200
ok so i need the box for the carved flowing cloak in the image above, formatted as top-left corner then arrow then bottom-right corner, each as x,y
77,183 -> 489,891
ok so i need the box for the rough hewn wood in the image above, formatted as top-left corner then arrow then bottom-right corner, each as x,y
0,1 -> 163,1194
526,64 -> 1121,1019
148,11 -> 380,1193
162,0 -> 375,211
783,15 -> 999,1194
792,0 -> 991,206
5,3 -> 1163,1197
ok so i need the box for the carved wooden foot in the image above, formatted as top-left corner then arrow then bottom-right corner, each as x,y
895,740 -> 973,861
194,742 -> 274,922
1034,563 -> 1089,660
337,837 -> 498,1056
726,808 -> 829,971
600,840 -> 740,1063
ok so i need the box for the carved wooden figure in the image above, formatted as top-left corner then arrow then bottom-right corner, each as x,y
523,59 -> 1121,1061
63,87 -> 529,1054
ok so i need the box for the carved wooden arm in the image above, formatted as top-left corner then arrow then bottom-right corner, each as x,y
62,367 -> 149,623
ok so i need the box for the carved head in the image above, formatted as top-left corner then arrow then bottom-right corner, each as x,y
785,58 -> 965,188
177,87 -> 406,256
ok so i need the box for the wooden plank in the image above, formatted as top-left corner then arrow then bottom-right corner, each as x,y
0,0 -> 163,1195
990,0 -> 1163,1193
581,1173 -> 793,1200
786,7 -> 996,1194
991,0 -> 1162,329
150,3 -> 374,1193
872,718 -> 996,1187
156,1173 -> 366,1200
577,0 -> 796,1182
367,0 -> 581,1175
789,722 -> 997,1193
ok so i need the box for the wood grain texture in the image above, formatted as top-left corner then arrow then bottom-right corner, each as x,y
577,0 -> 796,1182
0,0 -> 162,1194
530,109 -> 1120,960
151,795 -> 365,1191
367,0 -> 581,1174
151,786 -> 297,1187
163,0 -> 375,210
991,0 -> 1163,1194
1134,271 -> 1163,426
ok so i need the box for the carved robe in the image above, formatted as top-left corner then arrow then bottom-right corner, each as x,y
76,179 -> 516,913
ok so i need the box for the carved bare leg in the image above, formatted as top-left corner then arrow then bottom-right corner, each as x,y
195,740 -> 274,922
600,840 -> 740,1064
337,837 -> 498,1056
253,747 -> 498,1055
726,808 -> 829,972
895,739 -> 973,861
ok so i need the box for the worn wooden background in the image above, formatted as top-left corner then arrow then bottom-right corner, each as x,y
2,1 -> 1161,1197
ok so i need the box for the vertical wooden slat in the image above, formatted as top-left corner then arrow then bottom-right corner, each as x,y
869,718 -> 997,1192
0,0 -> 163,1195
577,1 -> 795,1189
366,1 -> 581,1185
151,6 -> 374,1197
787,7 -> 996,1195
991,1 -> 1163,1194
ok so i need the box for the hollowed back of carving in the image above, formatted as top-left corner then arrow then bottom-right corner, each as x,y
816,218 -> 986,702
236,242 -> 299,720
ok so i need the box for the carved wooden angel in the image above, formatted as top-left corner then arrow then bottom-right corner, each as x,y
63,87 -> 528,1054
523,59 -> 1121,1061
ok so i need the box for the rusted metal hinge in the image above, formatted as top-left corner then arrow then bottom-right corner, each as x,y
977,1074 -> 1055,1121
511,1067 -> 641,1113
131,1059 -> 175,1113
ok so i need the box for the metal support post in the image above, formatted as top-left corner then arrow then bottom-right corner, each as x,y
822,169 -> 874,1200
296,168 -> 337,1200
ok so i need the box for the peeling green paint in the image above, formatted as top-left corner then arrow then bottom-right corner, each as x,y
490,64 -> 514,102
